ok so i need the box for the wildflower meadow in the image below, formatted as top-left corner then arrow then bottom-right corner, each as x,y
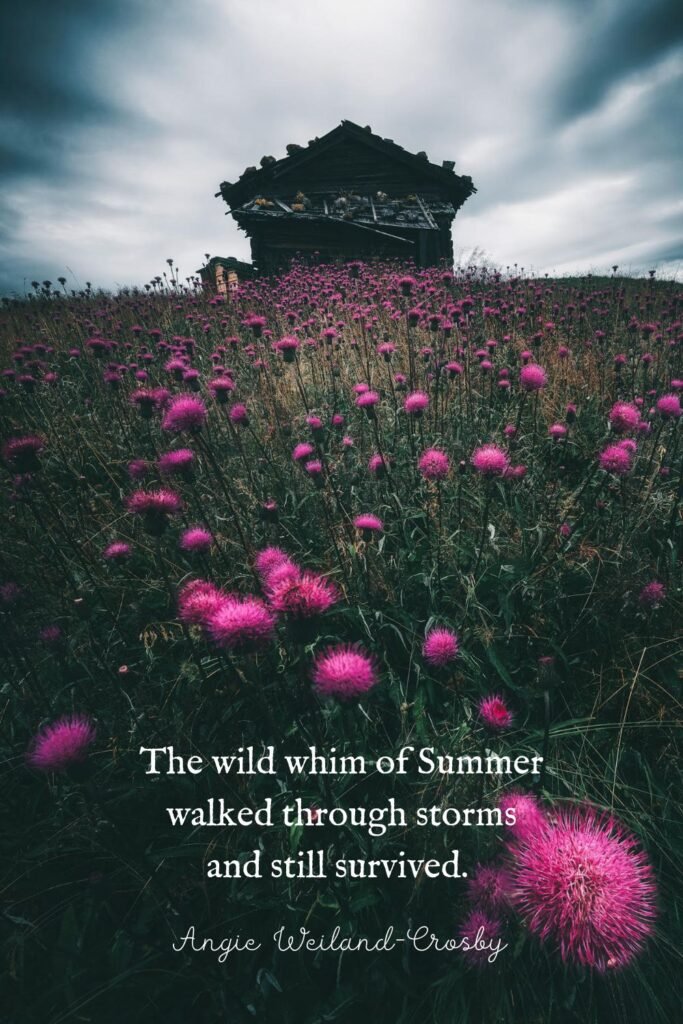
1,260 -> 681,1023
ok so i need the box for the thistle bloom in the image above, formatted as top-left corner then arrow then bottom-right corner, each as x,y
471,444 -> 509,477
458,910 -> 505,968
355,390 -> 380,413
2,435 -> 45,473
161,394 -> 207,433
479,694 -> 513,730
404,391 -> 429,415
520,363 -> 547,391
609,402 -> 640,433
177,579 -> 225,626
638,581 -> 666,607
467,864 -> 513,915
510,806 -> 657,971
127,459 -> 149,481
354,513 -> 383,537
549,423 -> 567,439
656,393 -> 681,419
158,448 -> 195,476
127,488 -> 182,534
254,547 -> 296,581
368,453 -> 390,478
423,626 -> 459,667
275,336 -> 300,362
292,442 -> 315,462
28,714 -> 96,772
311,643 -> 379,699
208,376 -> 235,402
267,570 -> 339,619
418,448 -> 451,480
498,791 -> 547,841
179,527 -> 213,553
599,443 -> 632,475
103,541 -> 132,561
205,595 -> 276,652
229,403 -> 249,425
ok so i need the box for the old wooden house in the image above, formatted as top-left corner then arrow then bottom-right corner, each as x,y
216,120 -> 476,274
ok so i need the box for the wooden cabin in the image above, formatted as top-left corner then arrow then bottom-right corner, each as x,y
197,256 -> 256,295
216,120 -> 476,275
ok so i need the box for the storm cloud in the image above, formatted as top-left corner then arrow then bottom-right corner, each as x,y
1,0 -> 681,294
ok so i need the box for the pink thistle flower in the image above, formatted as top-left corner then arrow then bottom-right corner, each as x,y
418,448 -> 451,480
467,864 -> 513,914
127,459 -> 149,481
127,488 -> 182,516
638,581 -> 666,607
609,402 -> 640,434
520,363 -> 547,391
177,579 -> 225,626
404,390 -> 429,415
292,442 -> 315,462
161,394 -> 207,433
355,390 -> 380,412
354,513 -> 383,537
38,624 -> 63,646
205,595 -> 276,653
599,443 -> 632,475
103,541 -> 132,561
471,444 -> 510,477
368,453 -> 390,478
28,714 -> 96,772
208,376 -> 235,402
458,910 -> 505,968
479,694 -> 513,730
423,626 -> 459,667
503,464 -> 527,480
377,342 -> 396,360
549,423 -> 567,439
179,526 -> 213,553
656,393 -> 681,419
127,488 -> 182,534
2,435 -> 45,473
498,791 -> 547,841
311,643 -> 379,699
255,547 -> 295,581
510,806 -> 657,971
275,336 -> 300,362
229,403 -> 249,426
445,361 -> 463,377
267,571 -> 339,619
158,448 -> 195,476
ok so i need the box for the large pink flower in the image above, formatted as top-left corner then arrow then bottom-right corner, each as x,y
311,644 -> 379,699
422,626 -> 459,667
471,444 -> 509,477
510,806 -> 657,971
28,715 -> 96,772
205,595 -> 276,653
161,394 -> 207,433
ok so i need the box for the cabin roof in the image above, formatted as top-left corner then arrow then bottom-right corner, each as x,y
217,120 -> 476,209
230,192 -> 456,247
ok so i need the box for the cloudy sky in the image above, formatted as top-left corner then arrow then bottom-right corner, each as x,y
1,0 -> 682,294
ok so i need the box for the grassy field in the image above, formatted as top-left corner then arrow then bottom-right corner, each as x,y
0,260 -> 681,1023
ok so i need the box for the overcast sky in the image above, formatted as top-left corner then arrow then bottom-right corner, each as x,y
1,0 -> 682,294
